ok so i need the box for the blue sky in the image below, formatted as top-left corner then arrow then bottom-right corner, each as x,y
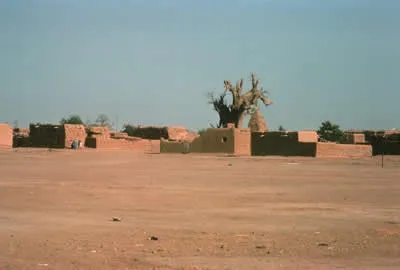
1,0 -> 399,130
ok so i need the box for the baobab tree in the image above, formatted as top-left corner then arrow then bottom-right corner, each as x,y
208,73 -> 272,128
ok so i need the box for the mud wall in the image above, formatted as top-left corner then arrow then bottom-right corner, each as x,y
0,124 -> 12,149
192,128 -> 235,154
234,128 -> 251,156
128,126 -> 198,142
316,143 -> 372,158
251,132 -> 317,157
343,133 -> 366,144
87,126 -> 110,139
160,128 -> 250,156
29,124 -> 65,148
64,124 -> 86,148
86,137 -> 160,153
160,140 -> 187,153
369,134 -> 400,155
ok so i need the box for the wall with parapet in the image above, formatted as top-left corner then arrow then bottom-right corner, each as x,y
0,124 -> 12,149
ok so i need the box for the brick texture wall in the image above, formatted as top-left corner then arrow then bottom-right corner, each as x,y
64,124 -> 86,148
316,143 -> 372,158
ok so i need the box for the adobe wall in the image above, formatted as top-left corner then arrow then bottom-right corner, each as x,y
316,143 -> 372,158
0,124 -> 12,149
198,128 -> 235,153
129,126 -> 199,142
251,131 -> 317,157
160,140 -> 187,153
369,134 -> 400,156
298,131 -> 319,142
160,128 -> 250,155
64,124 -> 86,148
87,126 -> 110,139
343,133 -> 366,144
85,137 -> 160,153
29,124 -> 65,148
234,128 -> 251,156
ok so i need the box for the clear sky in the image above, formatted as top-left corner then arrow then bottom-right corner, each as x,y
1,0 -> 399,131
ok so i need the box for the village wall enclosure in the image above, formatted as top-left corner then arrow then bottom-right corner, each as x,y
2,122 -> 398,158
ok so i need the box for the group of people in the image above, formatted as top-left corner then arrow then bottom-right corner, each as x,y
71,139 -> 83,149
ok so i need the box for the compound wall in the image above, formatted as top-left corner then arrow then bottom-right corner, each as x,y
86,137 -> 160,153
129,126 -> 198,142
251,131 -> 317,157
316,143 -> 372,158
29,124 -> 86,148
29,124 -> 66,148
0,124 -> 12,149
64,124 -> 87,148
234,128 -> 251,156
160,128 -> 251,156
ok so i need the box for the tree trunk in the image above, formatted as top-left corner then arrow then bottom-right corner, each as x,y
235,112 -> 245,128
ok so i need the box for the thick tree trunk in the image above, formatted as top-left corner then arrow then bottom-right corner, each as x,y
235,112 -> 245,128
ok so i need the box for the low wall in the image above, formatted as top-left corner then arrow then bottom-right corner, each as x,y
316,143 -> 372,158
251,132 -> 317,157
13,136 -> 32,148
160,140 -> 188,153
0,124 -> 12,149
367,133 -> 400,155
371,141 -> 400,156
86,137 -> 160,153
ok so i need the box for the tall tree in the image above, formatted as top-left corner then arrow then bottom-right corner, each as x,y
209,73 -> 272,128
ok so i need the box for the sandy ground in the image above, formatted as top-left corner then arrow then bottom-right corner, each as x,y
0,148 -> 399,270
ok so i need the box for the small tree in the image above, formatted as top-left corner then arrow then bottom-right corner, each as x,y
278,125 -> 286,132
95,114 -> 112,128
60,115 -> 84,125
317,121 -> 345,142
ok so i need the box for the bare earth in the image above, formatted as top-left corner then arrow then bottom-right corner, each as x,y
0,149 -> 399,270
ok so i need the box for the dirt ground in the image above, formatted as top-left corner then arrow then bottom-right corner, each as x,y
0,149 -> 399,270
